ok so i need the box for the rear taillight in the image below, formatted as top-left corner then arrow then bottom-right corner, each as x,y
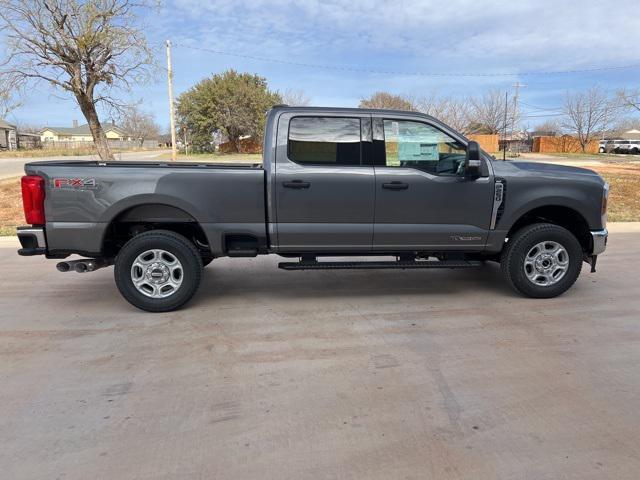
602,183 -> 609,215
21,175 -> 46,225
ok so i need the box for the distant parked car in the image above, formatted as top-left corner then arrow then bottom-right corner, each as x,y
601,139 -> 627,154
616,140 -> 640,154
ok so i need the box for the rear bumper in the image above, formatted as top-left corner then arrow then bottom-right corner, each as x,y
17,226 -> 47,256
590,228 -> 608,255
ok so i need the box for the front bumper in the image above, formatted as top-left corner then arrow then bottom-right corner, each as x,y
17,226 -> 47,256
590,228 -> 608,255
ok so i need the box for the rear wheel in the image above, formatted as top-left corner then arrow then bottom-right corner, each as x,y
114,230 -> 203,312
500,223 -> 583,298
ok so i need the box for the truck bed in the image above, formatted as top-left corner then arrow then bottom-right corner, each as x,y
25,160 -> 267,256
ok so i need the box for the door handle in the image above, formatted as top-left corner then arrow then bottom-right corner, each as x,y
382,181 -> 409,190
283,180 -> 311,189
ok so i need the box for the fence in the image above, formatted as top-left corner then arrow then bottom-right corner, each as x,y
532,136 -> 599,154
467,134 -> 499,153
218,137 -> 262,154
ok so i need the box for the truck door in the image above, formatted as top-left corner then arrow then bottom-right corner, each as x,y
274,112 -> 375,251
371,116 -> 494,250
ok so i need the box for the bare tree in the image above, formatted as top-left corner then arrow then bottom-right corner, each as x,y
617,88 -> 640,114
467,89 -> 516,135
561,88 -> 615,152
15,122 -> 43,134
281,88 -> 311,106
0,0 -> 156,160
416,94 -> 470,133
359,91 -> 416,111
532,119 -> 563,136
0,76 -> 21,118
121,106 -> 160,147
613,117 -> 640,135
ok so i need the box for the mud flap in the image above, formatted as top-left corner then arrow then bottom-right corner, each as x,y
587,255 -> 598,273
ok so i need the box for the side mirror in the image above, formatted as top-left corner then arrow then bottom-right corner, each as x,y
465,141 -> 482,178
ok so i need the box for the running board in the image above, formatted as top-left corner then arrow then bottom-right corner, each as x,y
278,260 -> 482,271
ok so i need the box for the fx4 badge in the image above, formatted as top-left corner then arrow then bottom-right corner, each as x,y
53,178 -> 97,189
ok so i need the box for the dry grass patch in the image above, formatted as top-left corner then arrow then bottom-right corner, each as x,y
599,173 -> 640,222
0,177 -> 22,235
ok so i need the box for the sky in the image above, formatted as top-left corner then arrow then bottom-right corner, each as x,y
6,0 -> 640,130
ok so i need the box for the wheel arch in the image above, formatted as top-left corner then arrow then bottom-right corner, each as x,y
506,205 -> 592,252
101,203 -> 211,257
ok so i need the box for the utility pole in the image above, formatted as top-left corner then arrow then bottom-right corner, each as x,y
511,82 -> 526,156
503,91 -> 509,161
166,40 -> 177,162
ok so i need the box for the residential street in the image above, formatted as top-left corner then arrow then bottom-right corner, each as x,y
1,223 -> 639,479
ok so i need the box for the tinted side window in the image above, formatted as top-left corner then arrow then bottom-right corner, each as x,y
288,117 -> 361,166
383,120 -> 466,176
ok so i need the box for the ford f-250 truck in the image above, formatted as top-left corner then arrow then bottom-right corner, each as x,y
17,106 -> 609,312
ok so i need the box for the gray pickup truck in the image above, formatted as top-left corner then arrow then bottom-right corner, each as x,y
17,106 -> 609,311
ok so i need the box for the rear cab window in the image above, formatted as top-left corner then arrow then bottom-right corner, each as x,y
288,117 -> 362,166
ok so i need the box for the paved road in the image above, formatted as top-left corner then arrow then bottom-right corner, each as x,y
2,224 -> 640,479
0,150 -> 166,179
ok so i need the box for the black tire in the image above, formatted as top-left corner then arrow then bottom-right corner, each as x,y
500,223 -> 583,298
114,230 -> 203,312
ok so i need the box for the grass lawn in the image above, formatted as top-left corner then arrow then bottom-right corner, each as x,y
1,165 -> 639,236
156,151 -> 262,163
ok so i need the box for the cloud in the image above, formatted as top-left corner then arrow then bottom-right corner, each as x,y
168,0 -> 639,72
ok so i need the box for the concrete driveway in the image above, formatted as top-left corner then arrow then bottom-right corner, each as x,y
0,150 -> 166,179
1,224 -> 640,479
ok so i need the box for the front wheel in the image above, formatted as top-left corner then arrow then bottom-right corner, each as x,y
114,230 -> 203,312
500,223 -> 583,298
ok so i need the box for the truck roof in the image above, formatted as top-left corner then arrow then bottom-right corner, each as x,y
268,104 -> 437,120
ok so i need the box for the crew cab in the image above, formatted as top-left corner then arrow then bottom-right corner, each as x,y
17,106 -> 609,311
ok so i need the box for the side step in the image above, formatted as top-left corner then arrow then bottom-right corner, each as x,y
278,260 -> 482,270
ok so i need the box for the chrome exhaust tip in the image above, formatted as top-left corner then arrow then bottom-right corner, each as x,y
74,262 -> 88,273
56,261 -> 72,272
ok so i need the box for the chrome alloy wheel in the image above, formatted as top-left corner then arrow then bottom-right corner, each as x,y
523,241 -> 569,287
130,249 -> 183,298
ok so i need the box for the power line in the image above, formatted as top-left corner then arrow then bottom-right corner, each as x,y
173,42 -> 640,78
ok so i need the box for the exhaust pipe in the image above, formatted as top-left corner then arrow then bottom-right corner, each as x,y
74,258 -> 113,273
57,258 -> 113,273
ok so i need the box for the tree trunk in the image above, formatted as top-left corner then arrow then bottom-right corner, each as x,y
232,136 -> 242,153
76,93 -> 114,160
